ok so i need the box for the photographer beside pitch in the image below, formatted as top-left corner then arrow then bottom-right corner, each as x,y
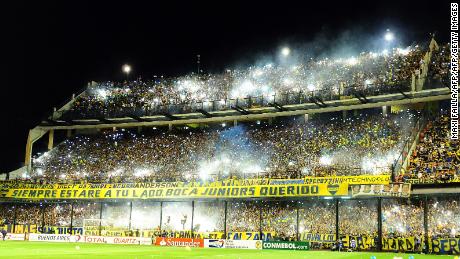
1,228 -> 7,241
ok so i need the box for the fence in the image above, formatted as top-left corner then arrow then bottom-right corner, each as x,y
392,116 -> 426,178
59,80 -> 416,120
0,195 -> 458,253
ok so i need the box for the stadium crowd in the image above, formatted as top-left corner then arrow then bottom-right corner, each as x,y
63,45 -> 426,119
427,43 -> 450,87
428,198 -> 460,238
30,112 -> 413,183
3,197 -> 458,240
1,38 -> 457,251
262,201 -> 297,240
298,200 -> 336,238
400,113 -> 460,183
226,201 -> 261,233
338,200 -> 378,238
382,199 -> 424,239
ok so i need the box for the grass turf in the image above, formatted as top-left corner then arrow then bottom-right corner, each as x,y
0,241 -> 456,259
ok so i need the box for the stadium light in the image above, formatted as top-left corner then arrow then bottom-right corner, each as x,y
384,29 -> 394,42
281,47 -> 290,57
122,64 -> 131,80
122,64 -> 131,74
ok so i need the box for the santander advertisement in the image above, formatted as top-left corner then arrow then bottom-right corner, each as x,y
154,237 -> 204,247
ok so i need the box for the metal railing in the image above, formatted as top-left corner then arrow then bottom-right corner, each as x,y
392,117 -> 426,179
59,80 -> 414,120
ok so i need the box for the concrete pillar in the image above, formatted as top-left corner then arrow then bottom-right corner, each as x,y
112,127 -> 117,132
66,129 -> 72,138
382,106 -> 388,117
24,128 -> 49,168
137,126 -> 142,134
25,133 -> 34,168
233,119 -> 238,127
168,124 -> 173,131
342,110 -> 347,121
353,109 -> 358,117
304,114 -> 309,123
48,129 -> 54,150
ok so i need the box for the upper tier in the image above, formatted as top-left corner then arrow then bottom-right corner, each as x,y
57,44 -> 450,120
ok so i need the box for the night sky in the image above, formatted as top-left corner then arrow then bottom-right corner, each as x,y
2,0 -> 452,172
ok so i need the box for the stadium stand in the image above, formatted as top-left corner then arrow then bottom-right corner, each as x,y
30,111 -> 415,183
0,39 -> 457,255
61,45 -> 426,119
402,112 -> 460,183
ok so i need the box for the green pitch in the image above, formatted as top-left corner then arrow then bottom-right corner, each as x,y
0,241 -> 456,259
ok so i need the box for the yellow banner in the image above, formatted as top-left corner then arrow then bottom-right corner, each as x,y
301,233 -> 336,243
340,235 -> 375,250
382,237 -> 419,251
429,237 -> 460,254
4,183 -> 349,199
226,231 -> 275,240
304,175 -> 390,185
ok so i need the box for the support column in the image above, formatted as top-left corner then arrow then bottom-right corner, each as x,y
411,73 -> 416,93
168,124 -> 172,131
12,204 -> 17,233
377,198 -> 383,251
296,205 -> 300,241
137,126 -> 142,134
268,118 -> 273,125
112,127 -> 117,132
423,196 -> 429,254
66,129 -> 72,138
304,114 -> 309,124
48,129 -> 54,150
382,106 -> 388,117
159,202 -> 163,233
25,128 -> 49,168
224,201 -> 228,239
69,202 -> 74,235
233,119 -> 238,127
99,202 -> 103,236
342,110 -> 347,121
191,201 -> 195,237
41,204 -> 46,232
259,202 -> 263,241
335,199 -> 339,242
128,201 -> 133,232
